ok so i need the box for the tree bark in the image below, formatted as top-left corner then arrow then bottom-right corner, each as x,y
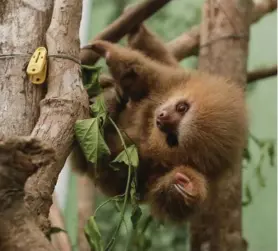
0,0 -> 53,137
167,0 -> 277,61
24,0 -> 89,232
167,25 -> 200,60
0,137 -> 56,251
0,0 -> 89,246
190,1 -> 252,251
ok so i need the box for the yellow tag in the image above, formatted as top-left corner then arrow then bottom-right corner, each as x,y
28,63 -> 47,84
26,47 -> 47,84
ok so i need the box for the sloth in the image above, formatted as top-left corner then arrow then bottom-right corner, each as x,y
84,24 -> 247,222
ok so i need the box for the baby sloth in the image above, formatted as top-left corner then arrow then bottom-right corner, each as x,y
89,25 -> 248,222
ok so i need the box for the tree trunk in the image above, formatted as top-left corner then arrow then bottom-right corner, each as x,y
190,1 -> 252,251
0,0 -> 89,248
0,0 -> 53,137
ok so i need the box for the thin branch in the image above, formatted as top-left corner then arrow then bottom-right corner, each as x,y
248,65 -> 277,83
167,25 -> 200,60
77,175 -> 95,251
99,65 -> 277,85
168,0 -> 277,60
251,0 -> 277,23
49,195 -> 72,251
70,147 -> 96,251
80,0 -> 173,65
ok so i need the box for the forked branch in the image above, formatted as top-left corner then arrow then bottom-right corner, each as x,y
24,0 -> 89,233
168,0 -> 277,60
80,0 -> 173,64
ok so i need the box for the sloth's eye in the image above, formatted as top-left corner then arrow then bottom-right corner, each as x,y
176,102 -> 190,114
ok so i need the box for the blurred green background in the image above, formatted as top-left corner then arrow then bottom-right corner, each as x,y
60,1 -> 277,250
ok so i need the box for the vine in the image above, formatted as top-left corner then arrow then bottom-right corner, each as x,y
75,65 -> 142,251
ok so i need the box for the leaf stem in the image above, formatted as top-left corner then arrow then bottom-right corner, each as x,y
125,215 -> 153,251
94,194 -> 125,217
105,117 -> 133,251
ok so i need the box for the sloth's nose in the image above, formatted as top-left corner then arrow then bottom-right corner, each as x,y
157,110 -> 170,121
156,111 -> 179,134
156,112 -> 170,129
159,111 -> 166,118
156,117 -> 172,132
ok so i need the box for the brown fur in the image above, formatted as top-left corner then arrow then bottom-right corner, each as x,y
148,165 -> 207,222
127,24 -> 179,67
88,25 -> 248,222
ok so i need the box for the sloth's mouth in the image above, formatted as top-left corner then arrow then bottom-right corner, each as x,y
155,118 -> 179,147
166,132 -> 178,147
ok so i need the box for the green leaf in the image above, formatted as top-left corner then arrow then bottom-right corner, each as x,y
46,227 -> 67,240
90,94 -> 107,115
131,205 -> 142,229
85,216 -> 104,251
142,237 -> 152,250
267,143 -> 275,166
111,144 -> 139,168
109,163 -> 120,171
90,94 -> 108,125
130,179 -> 138,206
243,147 -> 251,162
242,184 -> 252,206
75,118 -> 110,164
81,65 -> 102,97
255,165 -> 266,188
130,178 -> 142,229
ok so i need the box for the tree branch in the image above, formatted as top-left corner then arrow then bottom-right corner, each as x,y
69,148 -> 96,251
248,65 -> 277,83
80,0 -> 173,65
0,137 -> 56,251
77,175 -> 95,251
167,0 -> 277,60
167,25 -> 200,60
24,0 -> 89,233
251,0 -> 277,23
49,195 -> 72,251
